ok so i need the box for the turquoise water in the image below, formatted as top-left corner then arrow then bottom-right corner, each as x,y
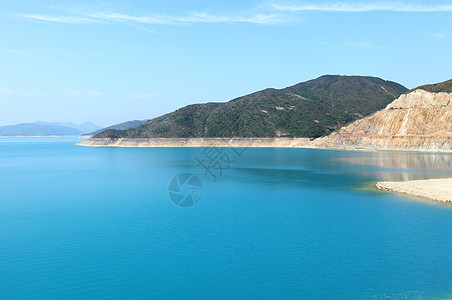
1,137 -> 452,299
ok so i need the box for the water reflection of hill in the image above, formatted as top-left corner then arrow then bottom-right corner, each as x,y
339,152 -> 452,181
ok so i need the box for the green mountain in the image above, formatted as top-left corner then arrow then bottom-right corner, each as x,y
88,119 -> 148,136
96,75 -> 408,139
412,78 -> 452,93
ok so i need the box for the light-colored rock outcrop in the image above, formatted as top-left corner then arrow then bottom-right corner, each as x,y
312,89 -> 452,152
78,137 -> 311,148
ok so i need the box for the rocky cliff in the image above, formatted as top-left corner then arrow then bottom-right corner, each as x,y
311,89 -> 452,152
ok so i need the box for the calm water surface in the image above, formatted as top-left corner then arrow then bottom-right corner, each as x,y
0,137 -> 451,299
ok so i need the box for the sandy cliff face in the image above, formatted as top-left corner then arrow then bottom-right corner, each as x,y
312,89 -> 452,151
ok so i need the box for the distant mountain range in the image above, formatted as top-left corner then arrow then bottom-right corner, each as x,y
0,120 -> 151,137
0,121 -> 101,137
95,75 -> 408,139
35,121 -> 101,133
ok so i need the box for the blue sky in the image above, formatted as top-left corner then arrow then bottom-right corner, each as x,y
1,1 -> 451,127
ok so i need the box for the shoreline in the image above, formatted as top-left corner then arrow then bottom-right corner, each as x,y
77,137 -> 313,148
376,178 -> 452,202
77,137 -> 452,152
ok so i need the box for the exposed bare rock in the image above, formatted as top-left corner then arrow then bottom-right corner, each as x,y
312,89 -> 452,152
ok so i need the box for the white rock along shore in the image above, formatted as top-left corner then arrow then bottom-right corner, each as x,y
77,137 -> 452,152
77,137 -> 312,148
376,178 -> 452,202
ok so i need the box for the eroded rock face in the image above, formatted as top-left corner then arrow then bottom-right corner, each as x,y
312,89 -> 452,151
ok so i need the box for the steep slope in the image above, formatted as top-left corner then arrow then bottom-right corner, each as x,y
87,119 -> 149,136
312,85 -> 452,151
411,78 -> 452,93
94,75 -> 407,139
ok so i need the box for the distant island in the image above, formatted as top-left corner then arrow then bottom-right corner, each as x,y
0,120 -> 151,138
0,121 -> 100,137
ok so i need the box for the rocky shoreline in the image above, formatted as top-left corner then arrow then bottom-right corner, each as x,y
77,137 -> 312,148
77,136 -> 452,152
310,134 -> 452,152
77,137 -> 452,152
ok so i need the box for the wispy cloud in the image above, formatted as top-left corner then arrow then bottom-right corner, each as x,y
18,9 -> 288,26
83,12 -> 171,25
19,14 -> 102,24
0,48 -> 30,55
272,2 -> 452,12
0,88 -> 36,96
172,12 -> 285,24
0,88 -> 13,94
17,2 -> 449,29
431,32 -> 447,39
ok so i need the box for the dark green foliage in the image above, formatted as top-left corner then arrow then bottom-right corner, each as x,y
95,75 -> 408,139
412,79 -> 452,93
89,120 -> 148,136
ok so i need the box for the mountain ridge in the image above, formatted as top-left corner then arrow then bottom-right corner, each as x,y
86,119 -> 149,136
411,78 -> 452,94
35,121 -> 101,133
94,75 -> 407,139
